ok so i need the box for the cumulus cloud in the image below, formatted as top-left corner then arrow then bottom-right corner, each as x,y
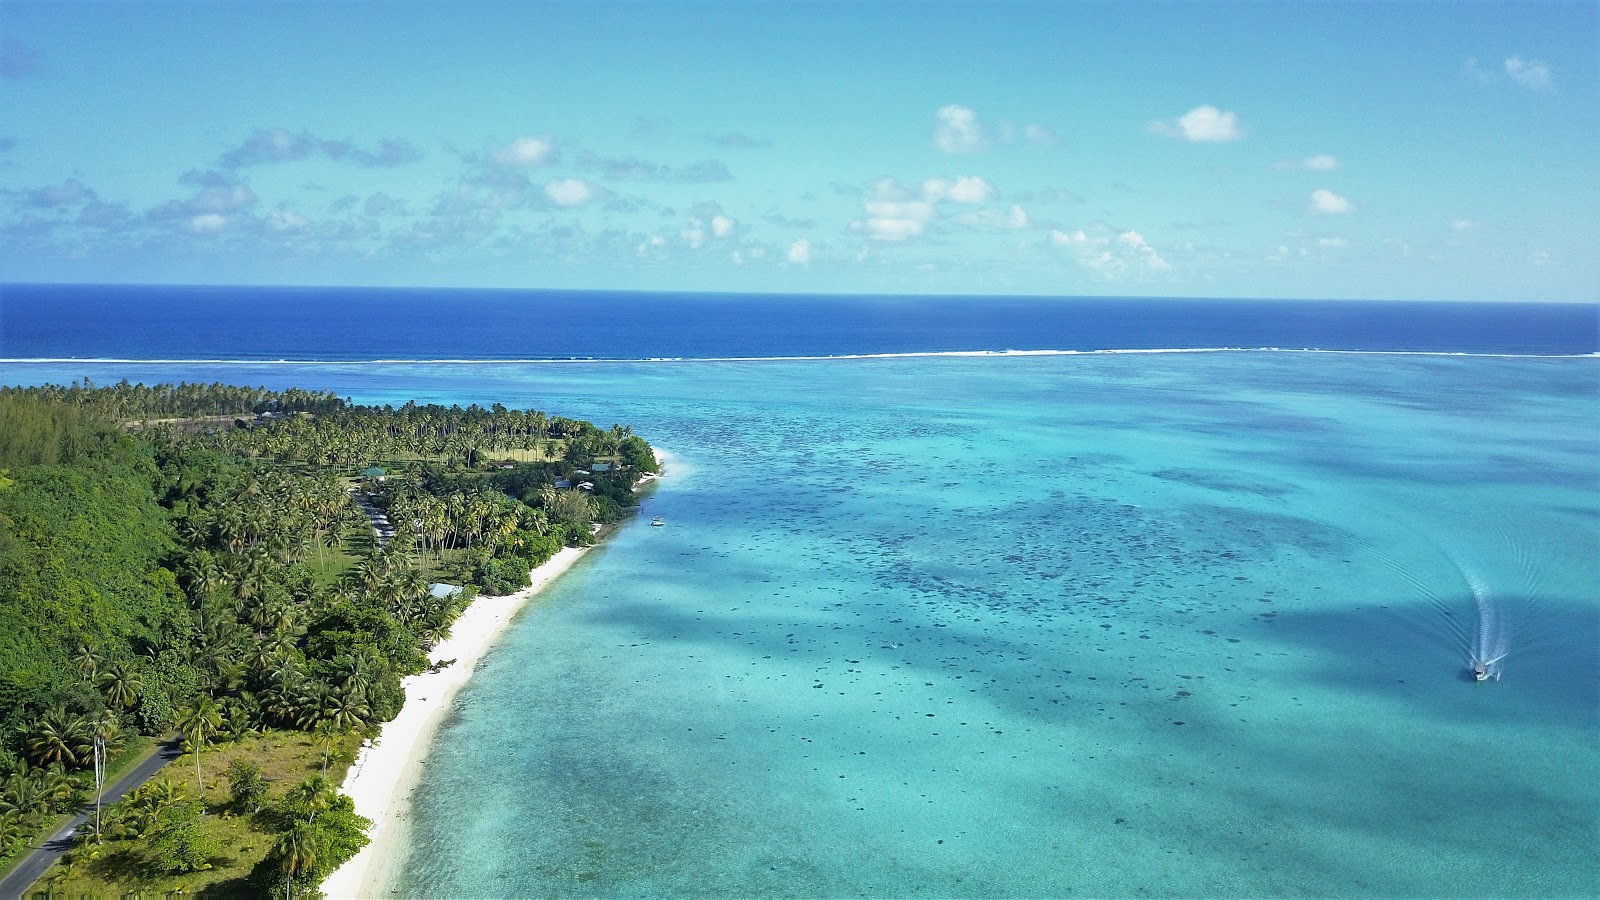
24,178 -> 96,208
267,208 -> 309,232
922,176 -> 995,204
787,238 -> 811,264
711,215 -> 735,238
852,175 -> 1011,239
221,128 -> 422,168
186,213 -> 230,234
1309,188 -> 1355,215
1049,227 -> 1169,277
492,136 -> 557,167
544,178 -> 594,207
1504,56 -> 1554,92
1152,105 -> 1243,142
861,200 -> 935,240
934,105 -> 987,154
143,172 -> 259,232
1450,218 -> 1478,232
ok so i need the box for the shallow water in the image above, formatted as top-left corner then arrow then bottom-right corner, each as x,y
7,352 -> 1597,897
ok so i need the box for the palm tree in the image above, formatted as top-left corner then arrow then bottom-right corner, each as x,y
98,662 -> 143,710
313,719 -> 342,778
289,774 -> 336,822
24,709 -> 84,768
174,695 -> 222,791
0,809 -> 25,849
73,645 -> 103,679
87,710 -> 119,841
275,821 -> 318,900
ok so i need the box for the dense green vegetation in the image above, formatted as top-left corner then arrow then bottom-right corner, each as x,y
0,381 -> 655,892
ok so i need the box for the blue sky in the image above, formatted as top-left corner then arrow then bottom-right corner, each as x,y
1,1 -> 1594,301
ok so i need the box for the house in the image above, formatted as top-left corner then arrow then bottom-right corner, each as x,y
590,461 -> 613,473
428,582 -> 463,599
360,466 -> 387,478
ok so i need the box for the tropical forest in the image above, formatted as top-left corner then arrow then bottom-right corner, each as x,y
0,380 -> 656,894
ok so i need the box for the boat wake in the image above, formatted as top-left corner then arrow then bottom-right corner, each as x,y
1350,518 -> 1544,684
1466,573 -> 1507,681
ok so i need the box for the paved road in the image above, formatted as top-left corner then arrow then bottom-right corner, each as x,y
0,737 -> 184,899
351,491 -> 395,546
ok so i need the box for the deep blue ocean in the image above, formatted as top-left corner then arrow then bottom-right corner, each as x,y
2,285 -> 1596,898
2,283 -> 1596,359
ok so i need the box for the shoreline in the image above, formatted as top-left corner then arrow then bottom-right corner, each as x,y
322,449 -> 670,897
320,543 -> 590,898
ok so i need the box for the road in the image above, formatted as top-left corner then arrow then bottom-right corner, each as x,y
0,737 -> 184,899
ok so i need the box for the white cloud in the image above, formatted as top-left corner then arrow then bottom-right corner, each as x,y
1450,218 -> 1478,232
1315,236 -> 1349,248
681,220 -> 705,248
922,175 -> 994,204
786,238 -> 811,264
1504,56 -> 1553,92
1115,230 -> 1170,270
1277,154 -> 1339,171
1049,226 -> 1169,276
1009,204 -> 1029,229
544,177 -> 593,207
1531,250 -> 1552,266
186,213 -> 229,233
267,208 -> 308,232
934,105 -> 987,154
493,136 -> 556,167
711,214 -> 734,238
1154,105 -> 1243,142
1309,188 -> 1354,215
861,200 -> 935,240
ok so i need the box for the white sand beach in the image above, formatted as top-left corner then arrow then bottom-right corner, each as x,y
320,545 -> 588,898
322,451 -> 670,898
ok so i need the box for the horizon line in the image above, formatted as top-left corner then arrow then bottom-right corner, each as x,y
4,281 -> 1597,306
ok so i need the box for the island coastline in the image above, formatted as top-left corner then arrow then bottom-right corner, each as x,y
321,448 -> 671,898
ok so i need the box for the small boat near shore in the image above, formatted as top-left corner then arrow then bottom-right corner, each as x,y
650,516 -> 665,526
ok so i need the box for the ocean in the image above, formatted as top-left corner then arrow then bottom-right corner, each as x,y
2,285 -> 1596,897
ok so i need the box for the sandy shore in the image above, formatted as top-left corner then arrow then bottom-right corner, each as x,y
322,451 -> 671,898
320,545 -> 589,898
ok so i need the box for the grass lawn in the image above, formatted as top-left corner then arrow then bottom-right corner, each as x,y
28,728 -> 363,897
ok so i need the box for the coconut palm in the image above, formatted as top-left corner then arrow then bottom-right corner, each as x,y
73,645 -> 104,679
289,774 -> 336,822
275,820 -> 318,899
24,709 -> 85,768
174,695 -> 222,791
98,662 -> 143,711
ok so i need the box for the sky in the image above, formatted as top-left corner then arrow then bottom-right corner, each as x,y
1,1 -> 1595,301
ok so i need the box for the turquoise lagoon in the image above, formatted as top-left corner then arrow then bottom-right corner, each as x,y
8,352 -> 1597,897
